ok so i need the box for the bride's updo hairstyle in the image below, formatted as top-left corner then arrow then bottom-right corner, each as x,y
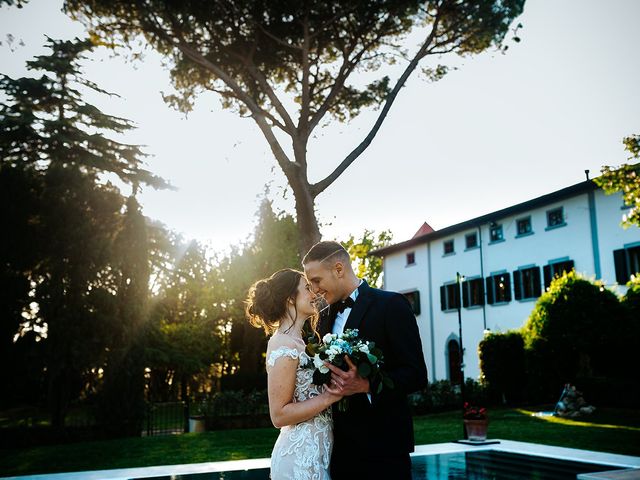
246,268 -> 304,334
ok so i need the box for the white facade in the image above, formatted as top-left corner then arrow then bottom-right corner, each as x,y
374,182 -> 640,383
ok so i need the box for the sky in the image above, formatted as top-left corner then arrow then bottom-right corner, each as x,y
1,0 -> 639,253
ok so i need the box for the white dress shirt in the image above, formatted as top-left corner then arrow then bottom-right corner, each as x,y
332,280 -> 362,335
331,281 -> 371,402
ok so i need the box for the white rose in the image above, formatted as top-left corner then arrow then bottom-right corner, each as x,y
323,333 -> 334,345
359,344 -> 369,353
313,354 -> 324,369
314,354 -> 330,373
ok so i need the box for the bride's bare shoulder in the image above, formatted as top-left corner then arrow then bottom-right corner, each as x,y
268,333 -> 304,351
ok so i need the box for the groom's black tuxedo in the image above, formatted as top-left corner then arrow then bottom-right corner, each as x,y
319,281 -> 428,479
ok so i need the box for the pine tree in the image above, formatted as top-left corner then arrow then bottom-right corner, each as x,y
98,194 -> 149,436
0,37 -> 163,428
0,37 -> 165,187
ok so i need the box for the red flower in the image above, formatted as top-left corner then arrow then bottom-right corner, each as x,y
463,402 -> 487,420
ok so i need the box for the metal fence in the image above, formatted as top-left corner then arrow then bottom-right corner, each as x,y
1,392 -> 271,443
144,401 -> 188,436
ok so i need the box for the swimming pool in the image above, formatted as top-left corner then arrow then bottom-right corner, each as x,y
129,451 -> 626,480
6,440 -> 638,480
127,441 -> 638,480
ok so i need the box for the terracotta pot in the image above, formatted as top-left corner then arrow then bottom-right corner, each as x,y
464,418 -> 489,441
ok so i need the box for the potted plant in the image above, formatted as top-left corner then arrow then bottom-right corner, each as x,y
188,402 -> 207,433
463,402 -> 488,441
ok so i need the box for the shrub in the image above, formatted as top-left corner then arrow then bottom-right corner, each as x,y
478,331 -> 526,404
522,271 -> 624,383
199,390 -> 271,430
409,379 -> 487,414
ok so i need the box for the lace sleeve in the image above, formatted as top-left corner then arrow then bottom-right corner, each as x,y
267,346 -> 301,368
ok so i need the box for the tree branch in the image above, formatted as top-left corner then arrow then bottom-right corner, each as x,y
299,9 -> 311,137
242,62 -> 297,135
176,42 -> 297,174
310,14 -> 443,197
145,10 -> 297,175
256,23 -> 303,51
307,14 -> 393,134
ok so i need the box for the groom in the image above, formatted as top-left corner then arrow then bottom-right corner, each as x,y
303,241 -> 428,479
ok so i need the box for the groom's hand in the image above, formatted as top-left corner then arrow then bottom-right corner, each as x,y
325,356 -> 370,396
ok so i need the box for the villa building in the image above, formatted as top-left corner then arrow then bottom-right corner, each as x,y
371,180 -> 640,383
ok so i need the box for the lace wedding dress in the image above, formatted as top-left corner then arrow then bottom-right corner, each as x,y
267,346 -> 333,480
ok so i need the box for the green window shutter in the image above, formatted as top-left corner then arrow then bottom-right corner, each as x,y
565,260 -> 575,273
613,249 -> 629,284
454,284 -> 460,309
485,277 -> 494,305
543,265 -> 551,289
513,270 -> 522,300
440,285 -> 446,311
462,281 -> 469,308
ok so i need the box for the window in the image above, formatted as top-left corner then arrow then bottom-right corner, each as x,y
406,252 -> 415,266
439,283 -> 460,311
443,239 -> 454,255
513,266 -> 541,300
462,278 -> 484,307
516,217 -> 532,236
403,290 -> 421,315
613,245 -> 640,284
465,232 -> 478,249
485,272 -> 511,304
489,223 -> 503,243
543,259 -> 574,288
547,207 -> 565,228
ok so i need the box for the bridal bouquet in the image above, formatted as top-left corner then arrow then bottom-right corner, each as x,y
306,329 -> 393,411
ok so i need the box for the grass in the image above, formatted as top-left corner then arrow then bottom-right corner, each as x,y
413,407 -> 640,456
0,407 -> 638,477
0,403 -> 186,432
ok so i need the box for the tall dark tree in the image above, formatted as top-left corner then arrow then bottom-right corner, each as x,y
64,0 -> 525,253
36,167 -> 123,429
222,199 -> 300,389
0,37 -> 165,186
0,165 -> 43,407
0,38 -> 163,426
97,195 -> 149,436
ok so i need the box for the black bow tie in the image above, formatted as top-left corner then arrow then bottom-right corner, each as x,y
335,297 -> 355,314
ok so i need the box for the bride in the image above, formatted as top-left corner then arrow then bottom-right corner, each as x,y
246,268 -> 342,480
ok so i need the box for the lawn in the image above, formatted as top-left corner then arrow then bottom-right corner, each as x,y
1,407 -> 638,477
413,407 -> 640,456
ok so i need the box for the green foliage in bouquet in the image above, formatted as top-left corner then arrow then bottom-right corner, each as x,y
306,329 -> 393,410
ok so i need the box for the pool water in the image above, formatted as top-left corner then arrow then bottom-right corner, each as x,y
134,451 -> 623,480
412,451 -> 622,479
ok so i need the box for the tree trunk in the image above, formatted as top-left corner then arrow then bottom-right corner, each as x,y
287,157 -> 321,255
293,184 -> 321,256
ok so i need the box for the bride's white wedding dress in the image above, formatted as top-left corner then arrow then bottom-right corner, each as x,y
267,346 -> 333,480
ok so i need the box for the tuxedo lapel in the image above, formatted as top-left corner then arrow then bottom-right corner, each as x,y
344,281 -> 374,332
